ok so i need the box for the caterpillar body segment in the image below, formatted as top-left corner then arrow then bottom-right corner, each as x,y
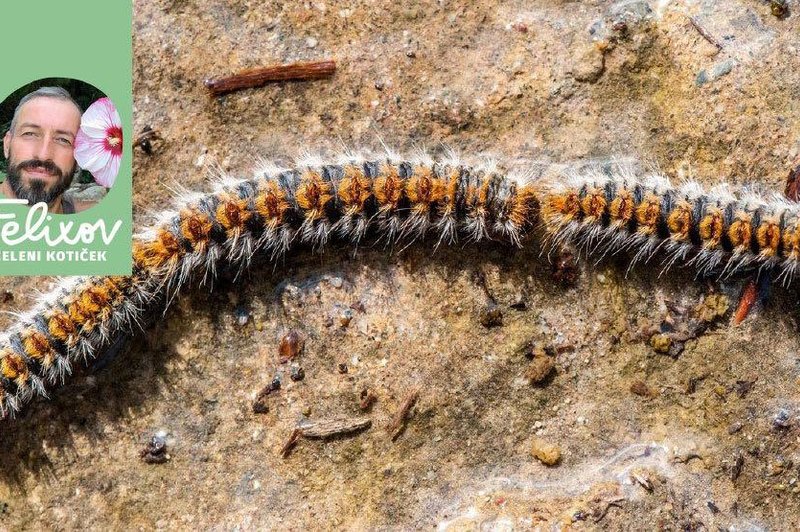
538,164 -> 800,280
0,274 -> 139,416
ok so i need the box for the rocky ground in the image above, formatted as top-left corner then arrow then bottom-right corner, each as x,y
0,0 -> 799,529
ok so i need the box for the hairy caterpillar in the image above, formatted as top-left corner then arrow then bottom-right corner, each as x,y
540,163 -> 800,281
0,153 -> 797,420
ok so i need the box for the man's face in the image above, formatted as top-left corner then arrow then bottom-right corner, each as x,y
2,97 -> 81,205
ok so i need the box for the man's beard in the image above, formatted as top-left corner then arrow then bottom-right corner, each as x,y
5,159 -> 76,206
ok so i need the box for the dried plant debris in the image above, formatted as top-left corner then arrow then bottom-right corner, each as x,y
359,388 -> 377,411
252,378 -> 282,414
281,417 -> 372,457
204,59 -> 336,96
388,389 -> 420,441
647,294 -> 730,357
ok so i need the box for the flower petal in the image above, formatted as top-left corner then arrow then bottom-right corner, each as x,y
92,150 -> 120,187
73,97 -> 122,188
80,97 -> 120,130
78,123 -> 110,140
74,130 -> 112,172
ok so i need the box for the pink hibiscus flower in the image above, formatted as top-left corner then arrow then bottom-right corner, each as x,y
74,97 -> 123,188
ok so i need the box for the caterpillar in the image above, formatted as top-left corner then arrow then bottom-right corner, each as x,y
0,153 -> 797,420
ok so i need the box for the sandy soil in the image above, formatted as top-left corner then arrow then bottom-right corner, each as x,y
0,0 -> 799,529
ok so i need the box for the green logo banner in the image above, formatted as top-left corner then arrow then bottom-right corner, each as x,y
0,1 -> 132,275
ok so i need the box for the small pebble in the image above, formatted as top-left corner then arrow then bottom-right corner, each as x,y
650,332 -> 685,357
694,294 -> 729,323
531,437 -> 561,466
512,22 -> 528,33
695,70 -> 709,87
329,276 -> 343,288
510,294 -> 527,310
727,421 -> 743,435
773,409 -> 792,429
279,331 -> 304,363
698,59 -> 736,87
338,363 -> 348,374
339,309 -> 354,327
306,37 -> 318,48
526,356 -> 555,385
140,434 -> 169,464
290,365 -> 305,382
608,0 -> 652,20
771,0 -> 789,18
649,333 -> 672,354
711,59 -> 736,80
235,306 -> 251,326
630,380 -> 657,398
479,303 -> 503,328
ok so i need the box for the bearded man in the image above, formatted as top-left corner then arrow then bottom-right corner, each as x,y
2,87 -> 95,214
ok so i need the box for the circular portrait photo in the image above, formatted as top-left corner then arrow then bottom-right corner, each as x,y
0,78 -> 122,214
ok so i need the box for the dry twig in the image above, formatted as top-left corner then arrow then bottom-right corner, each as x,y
388,389 -> 420,441
280,417 -> 372,457
204,59 -> 336,96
